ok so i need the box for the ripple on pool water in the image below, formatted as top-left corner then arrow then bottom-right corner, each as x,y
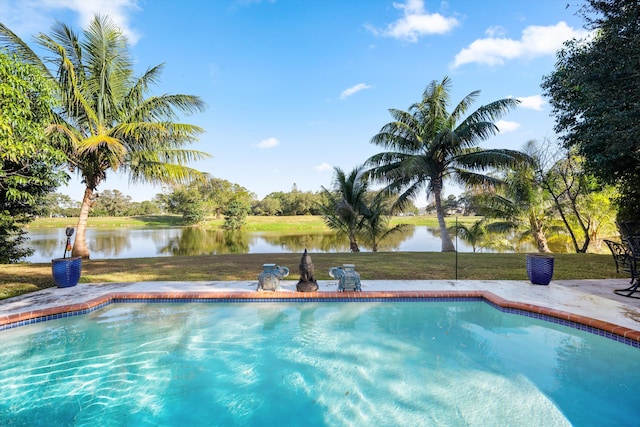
0,301 -> 638,426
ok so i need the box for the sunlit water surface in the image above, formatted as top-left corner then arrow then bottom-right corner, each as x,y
23,226 -> 530,262
1,302 -> 638,426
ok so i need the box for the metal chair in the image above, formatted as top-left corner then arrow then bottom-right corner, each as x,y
604,240 -> 635,277
605,239 -> 640,298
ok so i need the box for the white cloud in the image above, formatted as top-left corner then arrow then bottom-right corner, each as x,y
314,162 -> 333,172
255,137 -> 280,149
496,120 -> 520,133
0,0 -> 51,37
452,21 -> 589,68
49,0 -> 141,43
485,25 -> 507,38
2,0 -> 141,44
340,83 -> 372,100
366,0 -> 459,42
516,95 -> 545,111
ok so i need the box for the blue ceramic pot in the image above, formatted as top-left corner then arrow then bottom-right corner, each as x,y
526,254 -> 554,285
51,257 -> 82,288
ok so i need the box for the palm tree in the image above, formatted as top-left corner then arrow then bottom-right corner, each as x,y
477,162 -> 559,253
0,16 -> 210,258
449,218 -> 487,253
318,166 -> 369,252
365,76 -> 525,252
360,192 -> 411,252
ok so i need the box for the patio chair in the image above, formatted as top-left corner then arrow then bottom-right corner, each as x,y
604,240 -> 635,278
604,239 -> 640,298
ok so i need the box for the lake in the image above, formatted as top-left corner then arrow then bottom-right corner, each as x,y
22,226 -> 503,262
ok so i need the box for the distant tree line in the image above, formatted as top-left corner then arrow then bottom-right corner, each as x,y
42,190 -> 160,218
43,183 -> 419,222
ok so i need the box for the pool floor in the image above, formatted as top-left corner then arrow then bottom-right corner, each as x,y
2,301 -> 639,426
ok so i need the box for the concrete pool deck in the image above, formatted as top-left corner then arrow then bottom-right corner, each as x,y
1,279 -> 640,344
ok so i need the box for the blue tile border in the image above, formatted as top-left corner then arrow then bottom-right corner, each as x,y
484,299 -> 640,348
1,296 -> 638,349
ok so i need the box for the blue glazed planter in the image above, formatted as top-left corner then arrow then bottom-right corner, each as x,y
51,257 -> 82,288
526,254 -> 554,285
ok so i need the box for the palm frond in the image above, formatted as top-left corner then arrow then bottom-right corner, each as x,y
448,90 -> 481,123
47,21 -> 84,81
82,16 -> 133,121
455,148 -> 532,170
126,162 -> 207,186
485,220 -> 518,233
77,134 -> 127,170
451,168 -> 505,191
126,94 -> 206,123
121,63 -> 165,111
126,148 -> 211,168
465,98 -> 520,123
0,23 -> 50,75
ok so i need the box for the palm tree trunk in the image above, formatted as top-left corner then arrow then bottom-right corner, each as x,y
349,237 -> 360,252
530,215 -> 551,253
533,228 -> 552,253
71,187 -> 96,259
434,190 -> 456,252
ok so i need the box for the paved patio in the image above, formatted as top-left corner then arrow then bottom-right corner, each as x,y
1,278 -> 639,343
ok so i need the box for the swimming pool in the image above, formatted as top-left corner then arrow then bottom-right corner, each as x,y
1,300 -> 638,426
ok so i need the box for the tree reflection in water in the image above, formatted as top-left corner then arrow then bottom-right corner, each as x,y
24,225 -> 499,262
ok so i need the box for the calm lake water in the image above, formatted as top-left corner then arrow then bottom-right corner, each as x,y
23,226 -> 497,262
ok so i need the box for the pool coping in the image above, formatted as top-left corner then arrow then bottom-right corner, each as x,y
2,289 -> 639,346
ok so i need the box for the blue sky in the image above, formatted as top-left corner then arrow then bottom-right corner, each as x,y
1,0 -> 589,205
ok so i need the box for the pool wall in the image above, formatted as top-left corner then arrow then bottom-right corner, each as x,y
1,290 -> 639,348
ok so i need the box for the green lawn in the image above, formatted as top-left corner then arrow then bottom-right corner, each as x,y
0,252 -> 623,301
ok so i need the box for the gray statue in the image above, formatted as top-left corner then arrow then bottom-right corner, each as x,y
296,248 -> 319,292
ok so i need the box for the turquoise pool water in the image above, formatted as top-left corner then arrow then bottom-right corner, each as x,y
0,301 -> 638,426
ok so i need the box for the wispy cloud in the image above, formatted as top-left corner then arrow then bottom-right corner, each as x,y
314,162 -> 332,172
340,83 -> 372,100
255,137 -> 280,149
366,0 -> 459,42
2,0 -> 141,43
452,21 -> 589,68
485,25 -> 507,38
496,120 -> 520,133
515,95 -> 545,111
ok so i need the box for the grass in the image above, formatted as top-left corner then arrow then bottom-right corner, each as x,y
28,214 -> 479,230
27,215 -> 185,228
0,252 -> 624,301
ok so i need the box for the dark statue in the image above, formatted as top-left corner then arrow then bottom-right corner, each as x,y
296,248 -> 319,292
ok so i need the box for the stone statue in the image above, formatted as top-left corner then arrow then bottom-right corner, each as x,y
296,248 -> 318,292
329,264 -> 361,291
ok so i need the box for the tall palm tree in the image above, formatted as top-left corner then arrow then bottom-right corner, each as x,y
318,166 -> 369,252
0,16 -> 210,258
366,76 -> 525,252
